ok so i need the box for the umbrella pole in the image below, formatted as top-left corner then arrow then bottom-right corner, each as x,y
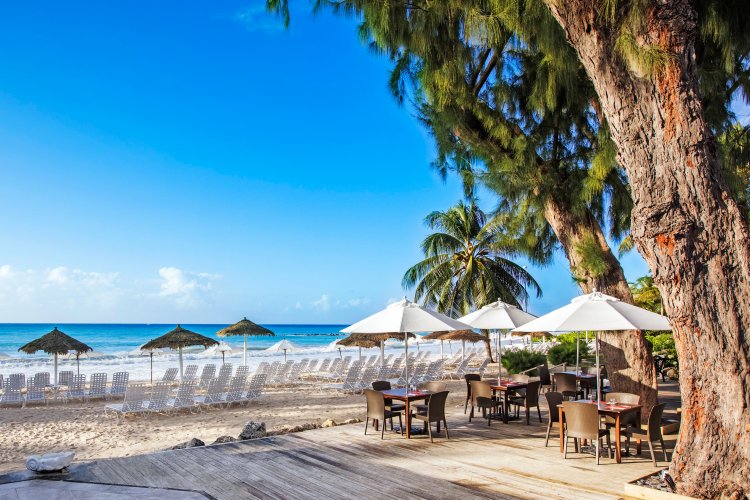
575,332 -> 580,374
404,332 -> 409,391
150,352 -> 154,385
358,346 -> 362,362
462,339 -> 465,362
222,351 -> 226,364
596,332 -> 601,402
244,335 -> 248,367
380,341 -> 384,368
284,349 -> 287,362
497,330 -> 503,378
76,354 -> 80,376
54,353 -> 58,386
440,340 -> 444,359
179,346 -> 184,379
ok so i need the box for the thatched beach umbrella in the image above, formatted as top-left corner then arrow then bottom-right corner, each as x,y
337,334 -> 379,361
345,332 -> 416,366
429,330 -> 486,362
18,327 -> 93,385
217,317 -> 274,367
142,325 -> 218,379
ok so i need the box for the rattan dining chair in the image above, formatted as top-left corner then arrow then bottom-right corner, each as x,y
469,380 -> 503,426
562,401 -> 612,465
603,392 -> 640,431
544,392 -> 564,446
624,403 -> 668,466
371,380 -> 405,412
415,381 -> 447,414
508,380 -> 542,424
464,374 -> 481,414
412,391 -> 450,443
555,373 -> 583,400
364,389 -> 403,439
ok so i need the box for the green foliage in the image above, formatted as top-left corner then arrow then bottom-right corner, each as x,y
555,332 -> 582,344
547,341 -> 590,366
645,333 -> 678,369
629,275 -> 662,313
402,200 -> 541,316
501,349 -> 547,374
718,124 -> 750,221
573,235 -> 610,280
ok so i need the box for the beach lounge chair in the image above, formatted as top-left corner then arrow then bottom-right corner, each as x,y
183,364 -> 199,381
24,379 -> 47,407
198,364 -> 216,389
216,364 -> 233,384
162,367 -> 179,383
245,374 -> 267,400
0,381 -> 23,407
254,362 -> 270,376
304,359 -> 320,376
106,383 -> 148,419
168,380 -> 198,413
223,375 -> 248,407
235,365 -> 249,380
144,382 -> 172,415
197,378 -> 226,407
8,373 -> 25,390
58,371 -> 73,387
63,374 -> 86,402
33,372 -> 50,388
108,371 -> 129,399
87,373 -> 108,401
464,358 -> 490,378
357,367 -> 379,393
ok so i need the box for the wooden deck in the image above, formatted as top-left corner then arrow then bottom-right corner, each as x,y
3,383 -> 680,499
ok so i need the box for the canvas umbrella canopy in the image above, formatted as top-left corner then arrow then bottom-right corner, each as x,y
141,325 -> 218,379
18,327 -> 93,386
458,300 -> 538,377
513,290 -> 672,401
217,317 -> 274,367
342,298 -> 470,391
265,339 -> 297,361
202,341 -> 234,364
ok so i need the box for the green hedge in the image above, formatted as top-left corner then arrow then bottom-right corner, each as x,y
547,341 -> 590,366
501,349 -> 547,374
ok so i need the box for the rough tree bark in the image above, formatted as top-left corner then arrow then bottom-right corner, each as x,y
543,1 -> 750,497
545,197 -> 658,414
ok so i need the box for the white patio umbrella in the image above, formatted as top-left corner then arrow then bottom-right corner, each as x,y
265,339 -> 297,361
459,300 -> 537,377
513,290 -> 672,401
132,344 -> 165,385
342,298 -> 470,391
202,341 -> 234,363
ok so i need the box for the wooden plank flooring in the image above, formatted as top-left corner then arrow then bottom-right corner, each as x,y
51,384 -> 680,499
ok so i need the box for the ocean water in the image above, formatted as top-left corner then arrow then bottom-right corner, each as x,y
0,323 -> 450,381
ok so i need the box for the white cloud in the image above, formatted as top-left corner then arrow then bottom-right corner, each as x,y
311,293 -> 330,312
0,265 -> 13,279
158,267 -> 221,307
233,5 -> 286,34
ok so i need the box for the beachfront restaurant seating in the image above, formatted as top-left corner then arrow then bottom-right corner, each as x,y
562,401 -> 612,465
364,388 -> 403,440
411,390 -> 450,443
624,402 -> 669,466
507,380 -> 542,425
554,373 -> 583,400
469,380 -> 503,426
544,392 -> 564,446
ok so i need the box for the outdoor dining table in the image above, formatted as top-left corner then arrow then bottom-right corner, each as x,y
489,379 -> 528,424
558,371 -> 598,398
558,400 -> 642,463
380,388 -> 433,439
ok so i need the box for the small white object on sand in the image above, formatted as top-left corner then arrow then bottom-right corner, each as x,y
25,451 -> 75,472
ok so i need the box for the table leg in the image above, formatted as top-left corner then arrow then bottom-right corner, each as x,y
615,414 -> 622,463
405,399 -> 411,439
503,390 -> 510,424
636,409 -> 642,455
559,407 -> 565,453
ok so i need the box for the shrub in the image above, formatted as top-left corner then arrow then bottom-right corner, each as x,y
547,341 -> 590,366
645,333 -> 678,369
501,349 -> 547,374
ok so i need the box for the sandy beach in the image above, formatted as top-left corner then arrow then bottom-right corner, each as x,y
0,381 -> 467,474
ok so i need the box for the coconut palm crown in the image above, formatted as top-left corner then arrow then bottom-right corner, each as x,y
403,201 -> 541,317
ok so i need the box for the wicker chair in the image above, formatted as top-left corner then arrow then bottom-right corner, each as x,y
371,380 -> 405,412
412,391 -> 450,443
603,392 -> 640,431
537,364 -> 552,392
562,401 -> 612,465
508,380 -> 542,424
543,392 -> 564,446
555,373 -> 583,400
624,403 -> 668,466
469,380 -> 503,426
464,373 -> 481,414
364,389 -> 403,439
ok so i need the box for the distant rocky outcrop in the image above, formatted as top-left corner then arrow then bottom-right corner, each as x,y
238,421 -> 267,440
213,436 -> 237,445
171,438 -> 205,450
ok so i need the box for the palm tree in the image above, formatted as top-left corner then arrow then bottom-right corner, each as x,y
403,201 -> 541,359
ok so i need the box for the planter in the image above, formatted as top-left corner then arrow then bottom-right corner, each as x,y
624,471 -> 697,500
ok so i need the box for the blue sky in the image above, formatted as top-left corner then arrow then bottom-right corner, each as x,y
0,2 -> 657,323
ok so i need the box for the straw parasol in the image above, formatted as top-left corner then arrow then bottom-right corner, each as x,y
18,327 -> 93,385
142,325 -> 218,379
344,332 -> 416,366
430,330 -> 486,362
217,317 -> 274,367
337,334 -> 378,361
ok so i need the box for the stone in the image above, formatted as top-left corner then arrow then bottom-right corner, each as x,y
238,421 -> 266,440
171,438 -> 205,450
26,451 -> 75,472
322,419 -> 337,428
212,435 -> 236,444
342,418 -> 362,425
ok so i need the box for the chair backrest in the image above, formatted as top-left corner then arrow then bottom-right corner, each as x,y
537,364 -> 551,385
605,392 -> 640,405
371,380 -> 391,391
183,365 -> 199,381
470,380 -> 492,402
58,371 -> 73,386
25,379 -> 46,401
255,362 -> 270,374
162,367 -> 179,382
364,389 -> 385,419
70,374 -> 86,391
90,373 -> 108,396
525,381 -> 541,406
306,359 -> 319,373
235,366 -> 250,379
111,372 -> 129,394
199,364 -> 217,382
34,372 -> 51,387
646,403 -> 666,439
426,390 -> 449,421
544,392 -> 564,422
464,373 -> 481,396
123,383 -> 148,411
424,381 -> 447,393
318,358 -> 331,373
9,373 -> 26,390
555,373 -> 577,393
217,363 -> 233,379
562,401 -> 600,440
149,382 -> 172,410
510,373 -> 530,383
247,373 -> 267,395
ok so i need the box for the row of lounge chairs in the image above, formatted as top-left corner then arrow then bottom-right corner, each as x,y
0,371 -> 130,407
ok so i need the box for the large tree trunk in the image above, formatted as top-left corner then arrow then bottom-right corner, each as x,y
543,1 -> 750,496
544,198 -> 658,414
